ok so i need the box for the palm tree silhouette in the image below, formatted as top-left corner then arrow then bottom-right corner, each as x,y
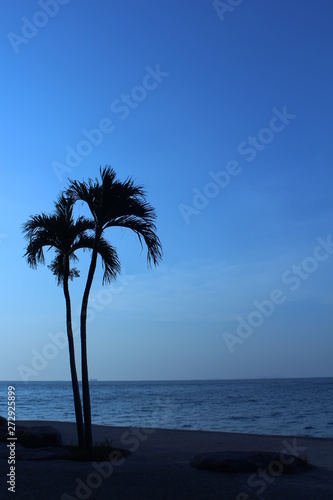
22,193 -> 120,448
67,166 -> 162,452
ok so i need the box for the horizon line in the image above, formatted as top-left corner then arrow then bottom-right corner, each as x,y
1,375 -> 332,383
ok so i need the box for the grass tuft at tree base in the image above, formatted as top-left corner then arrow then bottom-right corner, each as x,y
65,438 -> 132,461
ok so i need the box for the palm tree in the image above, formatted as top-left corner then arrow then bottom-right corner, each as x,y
67,166 -> 162,452
22,194 -> 120,448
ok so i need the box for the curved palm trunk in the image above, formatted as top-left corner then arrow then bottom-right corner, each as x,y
63,275 -> 85,449
81,240 -> 100,453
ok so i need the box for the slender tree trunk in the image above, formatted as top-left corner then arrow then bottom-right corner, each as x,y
81,238 -> 100,453
63,274 -> 85,449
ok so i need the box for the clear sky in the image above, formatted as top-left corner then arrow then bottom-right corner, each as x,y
1,0 -> 332,381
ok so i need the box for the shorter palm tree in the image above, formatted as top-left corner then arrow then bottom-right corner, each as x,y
23,194 -> 121,448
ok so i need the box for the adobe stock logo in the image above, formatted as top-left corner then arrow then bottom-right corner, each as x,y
213,0 -> 245,22
7,0 -> 71,54
179,106 -> 296,224
17,273 -> 135,381
52,64 -> 169,182
223,235 -> 333,353
236,438 -> 307,499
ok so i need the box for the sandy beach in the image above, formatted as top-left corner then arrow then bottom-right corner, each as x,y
1,420 -> 333,499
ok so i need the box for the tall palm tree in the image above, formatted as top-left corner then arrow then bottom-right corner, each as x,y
22,194 -> 120,449
67,166 -> 162,452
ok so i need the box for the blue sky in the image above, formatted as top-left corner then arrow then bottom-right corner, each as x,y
0,0 -> 332,381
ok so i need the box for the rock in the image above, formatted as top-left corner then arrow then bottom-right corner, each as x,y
18,426 -> 64,448
0,416 -> 7,427
190,450 -> 312,474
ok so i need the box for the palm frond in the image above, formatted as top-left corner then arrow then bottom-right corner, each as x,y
106,215 -> 162,267
73,234 -> 121,284
23,192 -> 94,284
67,165 -> 163,267
97,237 -> 121,284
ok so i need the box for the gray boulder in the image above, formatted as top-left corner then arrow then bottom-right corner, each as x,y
190,450 -> 312,474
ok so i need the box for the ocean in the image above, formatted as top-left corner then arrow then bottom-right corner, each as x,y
1,378 -> 332,438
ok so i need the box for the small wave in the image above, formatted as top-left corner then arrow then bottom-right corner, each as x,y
304,426 -> 314,430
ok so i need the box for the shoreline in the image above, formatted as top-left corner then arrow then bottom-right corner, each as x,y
16,417 -> 333,440
19,418 -> 333,440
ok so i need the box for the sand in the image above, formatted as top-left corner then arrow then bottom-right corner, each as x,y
1,420 -> 333,499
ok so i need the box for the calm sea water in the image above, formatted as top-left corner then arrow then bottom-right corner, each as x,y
1,378 -> 332,438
